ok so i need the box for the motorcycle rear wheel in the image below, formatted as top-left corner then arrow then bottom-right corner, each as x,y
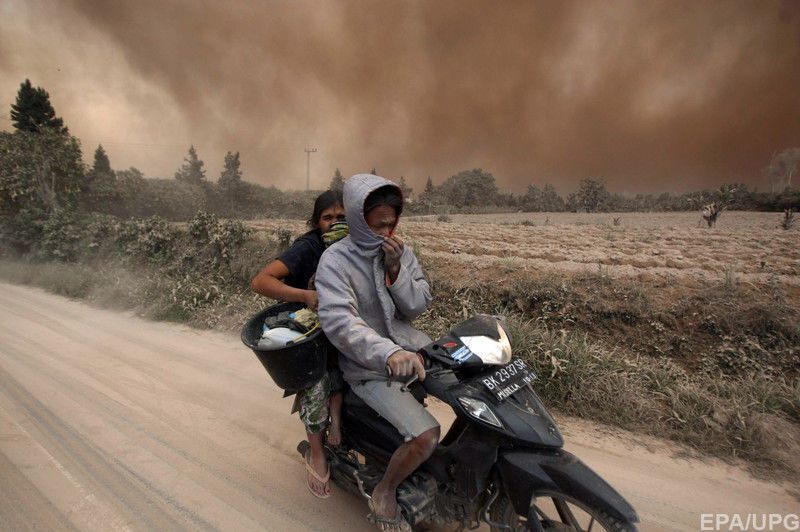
489,490 -> 636,532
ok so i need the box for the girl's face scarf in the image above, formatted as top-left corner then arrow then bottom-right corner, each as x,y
322,221 -> 349,248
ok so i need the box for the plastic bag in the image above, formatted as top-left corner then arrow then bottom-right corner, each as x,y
257,327 -> 304,350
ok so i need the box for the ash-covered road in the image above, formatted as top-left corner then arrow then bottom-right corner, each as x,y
0,283 -> 795,531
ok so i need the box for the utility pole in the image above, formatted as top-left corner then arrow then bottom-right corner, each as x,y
305,147 -> 317,190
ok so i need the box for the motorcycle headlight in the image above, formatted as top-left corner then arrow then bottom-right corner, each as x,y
458,396 -> 503,429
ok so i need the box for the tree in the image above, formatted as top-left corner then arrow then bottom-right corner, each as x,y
174,145 -> 206,184
84,144 -> 118,212
767,148 -> 800,192
217,151 -> 243,213
565,192 -> 578,212
329,168 -> 344,191
417,176 -> 436,212
521,184 -> 542,212
541,184 -> 565,212
714,183 -> 752,210
91,145 -> 112,176
0,129 -> 85,215
496,192 -> 517,208
217,151 -> 242,190
438,168 -> 498,207
114,167 -> 146,216
136,178 -> 207,220
398,176 -> 413,201
575,177 -> 610,212
10,79 -> 68,134
423,176 -> 434,197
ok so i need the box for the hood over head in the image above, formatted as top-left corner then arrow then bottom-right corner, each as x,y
343,173 -> 403,254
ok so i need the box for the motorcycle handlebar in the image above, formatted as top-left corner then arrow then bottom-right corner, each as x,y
385,351 -> 430,390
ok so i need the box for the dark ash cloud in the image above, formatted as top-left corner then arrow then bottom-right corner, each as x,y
3,0 -> 799,193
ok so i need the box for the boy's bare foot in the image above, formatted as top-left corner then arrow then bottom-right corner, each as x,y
328,419 -> 342,446
368,483 -> 409,531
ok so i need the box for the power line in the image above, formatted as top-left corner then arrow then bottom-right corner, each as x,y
80,139 -> 191,148
0,109 -> 189,146
0,118 -> 191,151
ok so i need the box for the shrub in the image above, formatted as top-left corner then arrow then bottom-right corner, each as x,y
0,207 -> 46,254
115,216 -> 177,264
36,209 -> 84,262
82,213 -> 118,255
186,211 -> 252,268
131,179 -> 207,220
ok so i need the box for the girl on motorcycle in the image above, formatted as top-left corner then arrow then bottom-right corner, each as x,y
251,189 -> 346,499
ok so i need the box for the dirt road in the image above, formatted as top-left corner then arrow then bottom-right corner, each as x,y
0,283 -> 796,531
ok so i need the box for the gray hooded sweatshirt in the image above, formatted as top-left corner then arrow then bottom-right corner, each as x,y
316,174 -> 432,384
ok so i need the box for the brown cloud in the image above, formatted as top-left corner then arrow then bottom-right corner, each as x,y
2,0 -> 799,193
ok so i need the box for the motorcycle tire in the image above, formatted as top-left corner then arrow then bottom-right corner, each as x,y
489,490 -> 637,532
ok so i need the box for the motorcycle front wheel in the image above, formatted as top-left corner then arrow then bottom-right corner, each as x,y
489,490 -> 637,532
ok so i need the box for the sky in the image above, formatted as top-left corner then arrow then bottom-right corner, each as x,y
1,0 -> 799,194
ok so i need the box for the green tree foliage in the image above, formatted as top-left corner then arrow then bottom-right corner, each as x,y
397,175 -> 413,201
423,176 -> 434,196
84,144 -> 118,212
717,184 -> 748,210
329,168 -> 344,191
10,79 -> 68,134
113,167 -> 147,216
541,184 -> 565,212
565,192 -> 578,212
418,176 -> 436,205
521,184 -> 542,212
215,151 -> 244,214
414,176 -> 437,213
91,145 -> 112,176
438,168 -> 498,207
217,150 -> 242,199
521,183 -> 566,212
174,145 -> 206,184
496,191 -> 517,209
574,177 -> 610,212
0,129 -> 85,216
218,151 -> 242,190
136,179 -> 207,220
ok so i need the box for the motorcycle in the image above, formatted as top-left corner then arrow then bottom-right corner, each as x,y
297,314 -> 639,531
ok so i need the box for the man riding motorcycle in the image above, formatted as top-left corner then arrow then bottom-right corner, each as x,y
315,173 -> 435,530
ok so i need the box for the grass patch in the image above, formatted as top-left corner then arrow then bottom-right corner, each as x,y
0,260 -> 95,299
511,314 -> 800,479
420,274 -> 800,481
1,210 -> 798,482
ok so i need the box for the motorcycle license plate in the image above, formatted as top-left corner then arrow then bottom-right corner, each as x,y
480,359 -> 536,401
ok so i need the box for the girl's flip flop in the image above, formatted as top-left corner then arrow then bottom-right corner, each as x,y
304,450 -> 331,499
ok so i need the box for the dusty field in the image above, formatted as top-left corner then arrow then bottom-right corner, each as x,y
249,211 -> 799,286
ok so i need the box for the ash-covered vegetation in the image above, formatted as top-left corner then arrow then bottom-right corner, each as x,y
2,79 -> 799,481
3,80 -> 799,230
